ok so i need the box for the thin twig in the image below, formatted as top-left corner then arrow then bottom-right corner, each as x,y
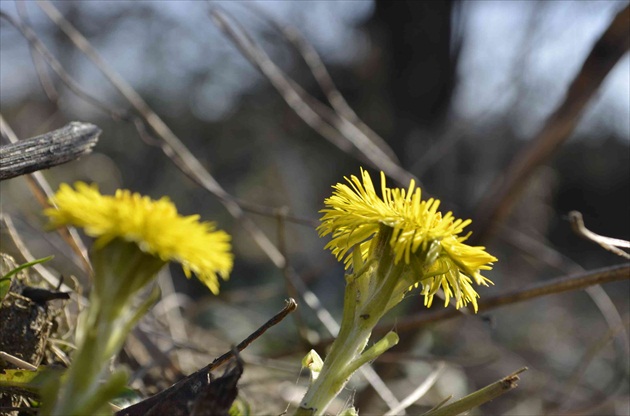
0,213 -> 88,307
383,362 -> 445,416
0,11 -> 129,121
156,269 -> 196,372
0,351 -> 37,371
117,298 -> 298,416
373,263 -> 630,335
15,0 -> 60,104
501,228 -> 629,357
228,297 -> 297,364
277,207 -> 312,347
235,198 -> 318,228
500,228 -> 629,411
240,2 -> 401,165
129,326 -> 184,383
553,323 -> 629,414
210,8 -> 417,188
355,365 -> 403,412
569,211 -> 630,259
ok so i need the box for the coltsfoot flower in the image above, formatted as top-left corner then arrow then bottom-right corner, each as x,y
42,182 -> 234,415
318,168 -> 496,311
45,182 -> 233,294
296,169 -> 498,415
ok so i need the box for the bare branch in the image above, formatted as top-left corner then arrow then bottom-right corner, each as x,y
474,5 -> 630,243
15,1 -> 60,104
0,11 -> 128,120
383,362 -> 445,416
210,8 -> 418,188
500,228 -> 629,406
0,213 -> 88,308
569,211 -> 630,259
373,263 -> 630,335
118,298 -> 298,416
0,351 -> 37,371
241,2 -> 401,165
276,208 -> 312,347
553,322 -> 628,414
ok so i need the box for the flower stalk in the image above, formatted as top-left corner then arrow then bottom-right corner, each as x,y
48,241 -> 164,415
297,227 -> 403,415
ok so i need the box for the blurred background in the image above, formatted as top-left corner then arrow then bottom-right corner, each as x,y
1,1 -> 629,414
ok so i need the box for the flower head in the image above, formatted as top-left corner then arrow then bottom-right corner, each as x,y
318,168 -> 496,311
45,182 -> 233,294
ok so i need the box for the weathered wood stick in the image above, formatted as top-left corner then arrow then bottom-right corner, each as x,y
0,122 -> 101,180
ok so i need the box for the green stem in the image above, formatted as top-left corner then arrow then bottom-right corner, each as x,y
295,315 -> 373,415
49,244 -> 163,415
51,300 -> 116,415
296,229 -> 404,415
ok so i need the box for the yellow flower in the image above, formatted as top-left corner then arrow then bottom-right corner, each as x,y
45,182 -> 233,294
318,168 -> 496,311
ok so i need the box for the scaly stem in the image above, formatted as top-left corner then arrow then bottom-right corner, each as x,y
296,321 -> 373,414
296,229 -> 403,415
51,296 -> 116,415
48,241 -> 164,415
